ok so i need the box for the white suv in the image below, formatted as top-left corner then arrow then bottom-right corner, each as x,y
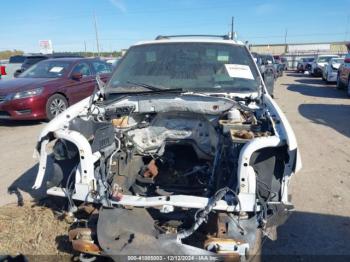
311,54 -> 340,77
32,35 -> 301,260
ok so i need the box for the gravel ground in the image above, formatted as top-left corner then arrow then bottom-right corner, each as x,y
0,72 -> 349,258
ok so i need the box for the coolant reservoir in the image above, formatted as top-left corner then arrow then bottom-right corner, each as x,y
227,108 -> 242,123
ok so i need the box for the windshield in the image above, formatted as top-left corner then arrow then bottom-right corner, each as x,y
107,43 -> 260,94
303,58 -> 314,62
331,58 -> 344,64
19,60 -> 70,78
318,56 -> 338,63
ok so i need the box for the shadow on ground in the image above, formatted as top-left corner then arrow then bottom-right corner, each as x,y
299,104 -> 350,138
294,77 -> 332,85
286,72 -> 305,77
0,119 -> 44,127
262,211 -> 350,261
7,158 -> 53,206
285,83 -> 348,99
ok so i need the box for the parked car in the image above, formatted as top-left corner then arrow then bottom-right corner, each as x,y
0,63 -> 7,80
336,53 -> 350,96
273,55 -> 288,71
0,58 -> 111,120
32,35 -> 301,260
296,57 -> 314,73
311,55 -> 339,77
0,55 -> 26,80
101,57 -> 120,68
252,52 -> 276,97
13,53 -> 83,77
322,57 -> 344,83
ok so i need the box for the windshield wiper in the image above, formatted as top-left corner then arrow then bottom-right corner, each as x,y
108,81 -> 183,94
126,81 -> 167,91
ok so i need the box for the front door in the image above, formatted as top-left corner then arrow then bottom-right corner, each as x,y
67,62 -> 95,104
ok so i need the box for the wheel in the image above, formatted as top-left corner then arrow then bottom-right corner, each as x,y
325,73 -> 330,84
336,74 -> 344,89
46,94 -> 68,120
347,79 -> 350,97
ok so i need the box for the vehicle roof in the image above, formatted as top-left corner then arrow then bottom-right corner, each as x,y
316,54 -> 339,57
43,57 -> 100,62
134,38 -> 244,46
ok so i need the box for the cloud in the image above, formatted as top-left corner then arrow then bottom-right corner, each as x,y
108,0 -> 127,13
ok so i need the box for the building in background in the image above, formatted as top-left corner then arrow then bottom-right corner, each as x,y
249,41 -> 349,69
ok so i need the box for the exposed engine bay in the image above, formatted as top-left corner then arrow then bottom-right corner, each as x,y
32,92 -> 299,259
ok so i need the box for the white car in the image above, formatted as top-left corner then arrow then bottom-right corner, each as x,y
311,54 -> 340,77
322,57 -> 344,83
32,35 -> 301,260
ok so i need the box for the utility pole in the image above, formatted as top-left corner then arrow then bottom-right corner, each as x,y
93,12 -> 100,57
231,16 -> 234,40
84,40 -> 87,56
284,28 -> 288,53
284,28 -> 288,44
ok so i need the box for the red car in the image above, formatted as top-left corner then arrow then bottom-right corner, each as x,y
0,58 -> 111,120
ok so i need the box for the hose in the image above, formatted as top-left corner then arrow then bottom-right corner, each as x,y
177,187 -> 236,240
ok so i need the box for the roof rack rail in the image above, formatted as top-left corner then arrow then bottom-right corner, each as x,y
155,35 -> 231,40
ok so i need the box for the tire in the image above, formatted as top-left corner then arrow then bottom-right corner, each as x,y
46,94 -> 68,120
336,74 -> 344,89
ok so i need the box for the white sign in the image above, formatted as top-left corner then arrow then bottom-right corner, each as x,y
225,64 -> 254,80
49,66 -> 64,73
39,40 -> 53,54
288,44 -> 330,52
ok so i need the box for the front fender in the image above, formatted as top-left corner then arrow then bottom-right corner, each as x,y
263,94 -> 302,174
32,96 -> 91,189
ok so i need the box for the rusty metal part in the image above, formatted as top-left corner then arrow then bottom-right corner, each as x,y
143,159 -> 158,179
69,227 -> 101,255
217,213 -> 228,238
111,183 -> 124,201
68,227 -> 93,241
204,237 -> 248,257
72,239 -> 101,255
77,204 -> 99,216
231,129 -> 255,140
112,117 -> 129,127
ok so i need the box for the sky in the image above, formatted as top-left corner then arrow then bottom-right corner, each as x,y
1,0 -> 350,53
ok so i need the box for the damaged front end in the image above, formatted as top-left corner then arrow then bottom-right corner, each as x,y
32,40 -> 301,261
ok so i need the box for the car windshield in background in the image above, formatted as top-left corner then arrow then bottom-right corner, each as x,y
9,56 -> 25,63
332,58 -> 344,63
108,43 -> 260,94
318,56 -> 338,62
19,60 -> 70,78
304,58 -> 314,62
24,57 -> 47,66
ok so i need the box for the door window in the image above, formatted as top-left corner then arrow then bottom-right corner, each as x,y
72,63 -> 91,77
92,61 -> 112,74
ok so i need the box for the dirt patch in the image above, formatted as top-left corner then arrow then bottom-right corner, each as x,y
0,200 -> 71,257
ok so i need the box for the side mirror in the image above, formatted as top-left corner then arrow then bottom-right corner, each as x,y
71,72 -> 83,80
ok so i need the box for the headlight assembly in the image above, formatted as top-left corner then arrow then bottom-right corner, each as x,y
12,87 -> 43,100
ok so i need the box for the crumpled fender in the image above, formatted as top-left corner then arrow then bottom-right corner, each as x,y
32,97 -> 91,189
